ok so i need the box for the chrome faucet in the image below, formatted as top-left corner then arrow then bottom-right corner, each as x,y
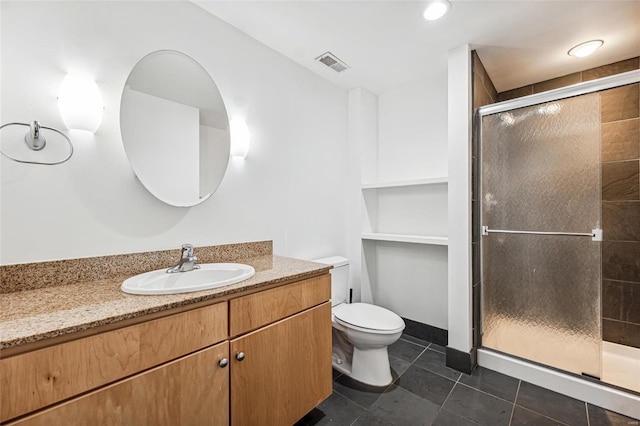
166,244 -> 200,273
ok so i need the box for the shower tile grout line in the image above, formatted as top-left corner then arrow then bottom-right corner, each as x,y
601,116 -> 640,124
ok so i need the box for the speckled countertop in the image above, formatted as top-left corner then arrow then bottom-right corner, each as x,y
0,255 -> 330,350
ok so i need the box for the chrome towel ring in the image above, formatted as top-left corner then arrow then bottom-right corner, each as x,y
0,121 -> 74,165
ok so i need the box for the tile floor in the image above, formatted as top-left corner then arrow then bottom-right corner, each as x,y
296,335 -> 639,426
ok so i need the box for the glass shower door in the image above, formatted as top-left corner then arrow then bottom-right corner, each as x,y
481,93 -> 601,378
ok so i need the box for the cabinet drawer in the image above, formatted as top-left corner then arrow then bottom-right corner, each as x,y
230,274 -> 330,336
1,302 -> 228,423
7,341 -> 230,426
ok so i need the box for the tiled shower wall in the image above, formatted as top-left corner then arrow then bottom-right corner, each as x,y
600,82 -> 640,348
476,55 -> 640,350
471,52 -> 497,349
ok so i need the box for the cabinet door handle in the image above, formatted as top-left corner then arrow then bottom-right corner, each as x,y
219,358 -> 229,368
236,352 -> 245,361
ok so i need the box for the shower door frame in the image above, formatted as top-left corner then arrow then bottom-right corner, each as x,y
474,69 -> 640,418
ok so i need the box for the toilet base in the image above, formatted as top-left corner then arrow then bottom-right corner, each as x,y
332,353 -> 352,376
332,347 -> 393,387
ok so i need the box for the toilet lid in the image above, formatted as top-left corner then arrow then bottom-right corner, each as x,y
333,303 -> 405,331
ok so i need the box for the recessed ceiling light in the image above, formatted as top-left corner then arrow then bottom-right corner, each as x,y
423,0 -> 451,21
567,40 -> 604,58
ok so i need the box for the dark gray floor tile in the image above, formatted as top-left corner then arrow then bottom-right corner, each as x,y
511,406 -> 566,425
587,403 -> 639,425
428,343 -> 446,354
432,408 -> 480,425
389,338 -> 426,362
459,366 -> 519,402
369,384 -> 440,425
333,374 -> 389,409
414,348 -> 462,381
390,354 -> 412,379
353,411 -> 394,425
395,364 -> 456,405
516,382 -> 588,426
401,334 -> 430,348
296,392 -> 364,425
442,383 -> 513,426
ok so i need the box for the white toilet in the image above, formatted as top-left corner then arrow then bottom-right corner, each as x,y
313,256 -> 405,387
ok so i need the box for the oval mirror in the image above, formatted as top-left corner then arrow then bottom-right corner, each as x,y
120,50 -> 230,207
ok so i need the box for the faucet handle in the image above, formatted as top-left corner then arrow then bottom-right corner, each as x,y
181,244 -> 195,257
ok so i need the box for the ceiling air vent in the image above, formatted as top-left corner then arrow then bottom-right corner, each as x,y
315,52 -> 350,73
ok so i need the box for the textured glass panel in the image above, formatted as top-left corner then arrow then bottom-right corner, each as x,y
482,95 -> 601,232
482,234 -> 601,376
481,94 -> 601,377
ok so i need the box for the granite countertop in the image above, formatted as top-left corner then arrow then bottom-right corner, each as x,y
0,255 -> 330,350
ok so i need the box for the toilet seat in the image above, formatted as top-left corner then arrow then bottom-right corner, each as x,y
333,303 -> 405,335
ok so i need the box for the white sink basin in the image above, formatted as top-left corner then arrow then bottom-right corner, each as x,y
121,263 -> 255,295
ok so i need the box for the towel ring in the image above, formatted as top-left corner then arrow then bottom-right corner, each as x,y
0,121 -> 74,165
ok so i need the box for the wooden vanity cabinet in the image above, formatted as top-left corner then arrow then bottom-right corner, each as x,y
1,273 -> 332,426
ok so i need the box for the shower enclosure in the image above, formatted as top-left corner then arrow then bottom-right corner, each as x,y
477,70 -> 640,393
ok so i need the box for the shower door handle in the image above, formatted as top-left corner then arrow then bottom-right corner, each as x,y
481,226 -> 602,241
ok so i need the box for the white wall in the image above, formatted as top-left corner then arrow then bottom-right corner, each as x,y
365,242 -> 448,329
378,73 -> 448,182
0,1 -> 348,264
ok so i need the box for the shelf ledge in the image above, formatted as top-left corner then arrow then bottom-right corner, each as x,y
361,233 -> 448,246
361,177 -> 448,189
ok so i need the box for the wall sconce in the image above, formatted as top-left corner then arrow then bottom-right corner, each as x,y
230,117 -> 250,159
57,74 -> 103,133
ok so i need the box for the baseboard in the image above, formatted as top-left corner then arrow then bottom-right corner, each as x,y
401,317 -> 448,346
446,346 -> 477,375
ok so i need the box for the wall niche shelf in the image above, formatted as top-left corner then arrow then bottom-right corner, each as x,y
361,232 -> 448,246
361,177 -> 448,190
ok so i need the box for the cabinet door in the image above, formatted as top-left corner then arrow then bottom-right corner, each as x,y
9,341 -> 230,426
230,302 -> 332,426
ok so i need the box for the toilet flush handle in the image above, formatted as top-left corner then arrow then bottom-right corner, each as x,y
236,352 -> 245,361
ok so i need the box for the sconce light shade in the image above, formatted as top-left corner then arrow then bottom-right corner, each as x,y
230,118 -> 250,159
58,74 -> 103,133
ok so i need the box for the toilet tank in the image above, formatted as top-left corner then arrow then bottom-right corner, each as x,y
312,256 -> 349,307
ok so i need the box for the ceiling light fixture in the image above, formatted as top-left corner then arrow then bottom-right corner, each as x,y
423,0 -> 451,21
567,40 -> 603,58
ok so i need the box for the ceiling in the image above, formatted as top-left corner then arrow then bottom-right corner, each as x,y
194,1 -> 640,95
